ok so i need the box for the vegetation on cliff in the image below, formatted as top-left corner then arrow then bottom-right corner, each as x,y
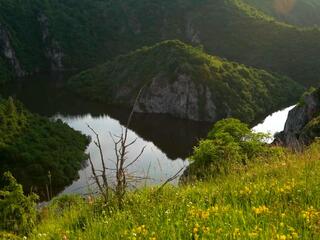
69,40 -> 302,123
0,57 -> 13,85
275,87 -> 320,147
299,88 -> 320,143
0,97 -> 89,196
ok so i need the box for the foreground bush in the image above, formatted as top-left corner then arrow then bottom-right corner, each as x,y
0,172 -> 38,235
187,118 -> 281,178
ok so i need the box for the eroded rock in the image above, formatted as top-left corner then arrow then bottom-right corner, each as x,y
0,23 -> 25,77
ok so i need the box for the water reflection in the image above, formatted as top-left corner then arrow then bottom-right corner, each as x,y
55,113 -> 188,194
1,74 -> 211,159
252,105 -> 295,142
1,74 -> 209,194
1,74 -> 293,195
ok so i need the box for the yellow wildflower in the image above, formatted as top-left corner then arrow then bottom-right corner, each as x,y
240,186 -> 252,195
202,226 -> 210,234
252,205 -> 270,215
248,232 -> 259,238
278,235 -> 287,240
301,206 -> 320,223
233,228 -> 241,238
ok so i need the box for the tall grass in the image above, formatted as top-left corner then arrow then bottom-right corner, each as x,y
29,141 -> 320,240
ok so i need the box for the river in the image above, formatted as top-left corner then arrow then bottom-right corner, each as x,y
1,74 -> 294,195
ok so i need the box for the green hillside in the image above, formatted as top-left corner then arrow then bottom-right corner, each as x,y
244,0 -> 320,27
0,98 -> 89,196
69,40 -> 303,123
1,0 -> 320,87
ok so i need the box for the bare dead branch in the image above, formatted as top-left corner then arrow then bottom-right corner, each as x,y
124,145 -> 146,169
88,154 -> 106,200
87,87 -> 146,209
87,124 -> 109,202
157,167 -> 186,192
125,138 -> 138,148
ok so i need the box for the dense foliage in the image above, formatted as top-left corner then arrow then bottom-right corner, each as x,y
0,0 -> 320,87
69,40 -> 303,123
0,98 -> 89,196
244,0 -> 320,27
300,116 -> 320,143
0,57 -> 13,85
187,118 -> 280,178
19,140 -> 320,239
0,172 -> 38,235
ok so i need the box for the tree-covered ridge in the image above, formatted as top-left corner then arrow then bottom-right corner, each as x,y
243,0 -> 320,27
69,40 -> 303,124
191,0 -> 320,87
0,98 -> 89,196
0,0 -> 320,87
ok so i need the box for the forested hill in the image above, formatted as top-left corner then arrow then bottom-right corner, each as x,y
243,0 -> 320,27
69,40 -> 303,123
0,0 -> 320,87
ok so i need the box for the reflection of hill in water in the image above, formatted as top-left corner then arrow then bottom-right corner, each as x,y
1,74 -> 211,160
124,114 -> 210,160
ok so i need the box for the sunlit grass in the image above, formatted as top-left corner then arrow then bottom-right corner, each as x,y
29,142 -> 320,240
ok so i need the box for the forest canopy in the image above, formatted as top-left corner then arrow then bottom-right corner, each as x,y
0,97 -> 89,197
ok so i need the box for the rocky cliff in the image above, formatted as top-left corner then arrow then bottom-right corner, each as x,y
132,74 -> 217,121
37,13 -> 64,71
0,23 -> 25,77
274,88 -> 320,149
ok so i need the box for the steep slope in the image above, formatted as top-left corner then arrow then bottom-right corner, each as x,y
243,0 -> 320,27
0,97 -> 89,196
275,87 -> 320,148
189,0 -> 320,87
1,0 -> 320,87
68,40 -> 303,123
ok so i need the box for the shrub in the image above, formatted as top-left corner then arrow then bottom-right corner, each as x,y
0,172 -> 38,235
188,118 -> 276,178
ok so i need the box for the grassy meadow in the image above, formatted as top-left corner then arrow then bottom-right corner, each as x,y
24,141 -> 320,240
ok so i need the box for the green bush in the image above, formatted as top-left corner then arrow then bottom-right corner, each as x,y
188,118 -> 277,178
0,172 -> 38,235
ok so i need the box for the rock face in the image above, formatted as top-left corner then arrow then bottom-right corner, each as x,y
132,74 -> 217,122
38,13 -> 64,70
274,88 -> 320,149
0,23 -> 25,77
186,17 -> 201,44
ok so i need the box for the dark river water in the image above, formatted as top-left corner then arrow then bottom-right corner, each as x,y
1,74 -> 294,195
